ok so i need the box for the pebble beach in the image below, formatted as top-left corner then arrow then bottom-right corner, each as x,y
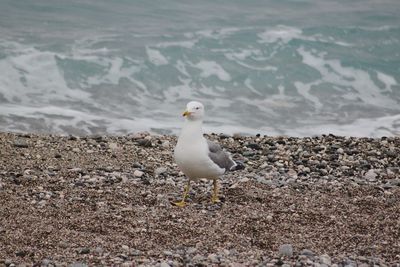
0,132 -> 399,266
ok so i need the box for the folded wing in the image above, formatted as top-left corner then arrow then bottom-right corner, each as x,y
207,140 -> 236,172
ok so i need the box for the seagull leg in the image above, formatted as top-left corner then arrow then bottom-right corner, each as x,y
174,179 -> 190,207
211,178 -> 220,203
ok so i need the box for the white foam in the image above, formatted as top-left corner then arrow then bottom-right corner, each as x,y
258,25 -> 304,44
175,60 -> 190,77
297,47 -> 399,109
0,42 -> 91,103
377,71 -> 397,92
244,78 -> 263,96
258,25 -> 353,47
146,47 -> 168,66
294,81 -> 323,110
194,27 -> 240,39
163,78 -> 194,101
353,25 -> 397,32
234,60 -> 278,71
287,113 -> 400,137
0,102 -> 180,135
222,47 -> 277,71
86,57 -> 144,89
64,38 -> 147,90
156,40 -> 197,49
192,60 -> 231,81
224,49 -> 258,61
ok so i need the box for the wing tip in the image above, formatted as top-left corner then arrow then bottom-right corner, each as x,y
230,160 -> 245,171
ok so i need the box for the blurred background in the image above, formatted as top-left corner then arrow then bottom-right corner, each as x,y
0,0 -> 399,137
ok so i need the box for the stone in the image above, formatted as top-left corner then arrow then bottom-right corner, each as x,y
319,254 -> 331,265
94,247 -> 103,255
13,140 -> 29,148
207,253 -> 219,263
389,178 -> 400,186
186,247 -> 197,254
15,250 -> 28,257
155,167 -> 167,176
129,249 -> 142,256
161,140 -> 170,148
278,244 -> 293,257
68,263 -> 88,267
233,161 -> 245,170
300,249 -> 315,257
217,133 -> 230,139
159,262 -> 170,267
41,259 -> 51,266
91,135 -> 103,142
132,162 -> 142,168
247,143 -> 261,150
69,135 -> 78,140
109,142 -> 118,150
163,250 -> 173,256
137,139 -> 152,147
364,169 -> 377,181
260,163 -> 269,169
38,200 -> 47,207
192,254 -> 205,262
287,169 -> 298,178
243,151 -> 255,157
134,170 -> 144,178
78,247 -> 90,254
70,168 -> 83,173
239,177 -> 250,183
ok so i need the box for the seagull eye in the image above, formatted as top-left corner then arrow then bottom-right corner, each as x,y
195,107 -> 200,110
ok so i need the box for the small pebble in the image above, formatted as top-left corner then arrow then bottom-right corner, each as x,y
137,139 -> 152,147
78,247 -> 90,254
69,263 -> 88,267
278,244 -> 293,257
13,140 -> 29,148
159,262 -> 170,267
300,249 -> 315,257
319,254 -> 331,265
155,167 -> 167,176
134,170 -> 144,178
161,140 -> 170,148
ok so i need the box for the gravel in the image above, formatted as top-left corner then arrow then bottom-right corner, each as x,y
0,132 -> 399,266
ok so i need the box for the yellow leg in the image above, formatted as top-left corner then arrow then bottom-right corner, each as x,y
211,179 -> 220,204
174,179 -> 190,207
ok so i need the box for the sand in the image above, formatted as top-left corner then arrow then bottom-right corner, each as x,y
0,132 -> 399,266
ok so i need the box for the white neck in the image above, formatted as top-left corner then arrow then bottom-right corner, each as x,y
179,119 -> 204,141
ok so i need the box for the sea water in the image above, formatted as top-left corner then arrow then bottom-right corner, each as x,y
0,0 -> 399,136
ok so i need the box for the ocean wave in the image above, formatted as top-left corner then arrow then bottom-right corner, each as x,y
0,22 -> 399,137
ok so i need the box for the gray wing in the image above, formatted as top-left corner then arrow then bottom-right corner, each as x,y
207,140 -> 236,172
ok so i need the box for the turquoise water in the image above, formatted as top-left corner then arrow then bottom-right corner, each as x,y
0,0 -> 399,136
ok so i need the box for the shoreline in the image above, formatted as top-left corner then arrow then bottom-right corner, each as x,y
0,132 -> 399,266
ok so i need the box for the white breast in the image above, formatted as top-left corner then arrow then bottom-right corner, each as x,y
174,135 -> 224,180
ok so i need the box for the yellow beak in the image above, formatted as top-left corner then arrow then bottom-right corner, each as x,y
182,110 -> 191,117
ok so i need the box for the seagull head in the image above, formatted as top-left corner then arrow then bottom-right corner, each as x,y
183,101 -> 205,121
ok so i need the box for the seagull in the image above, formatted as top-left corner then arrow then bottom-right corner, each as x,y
173,101 -> 237,207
